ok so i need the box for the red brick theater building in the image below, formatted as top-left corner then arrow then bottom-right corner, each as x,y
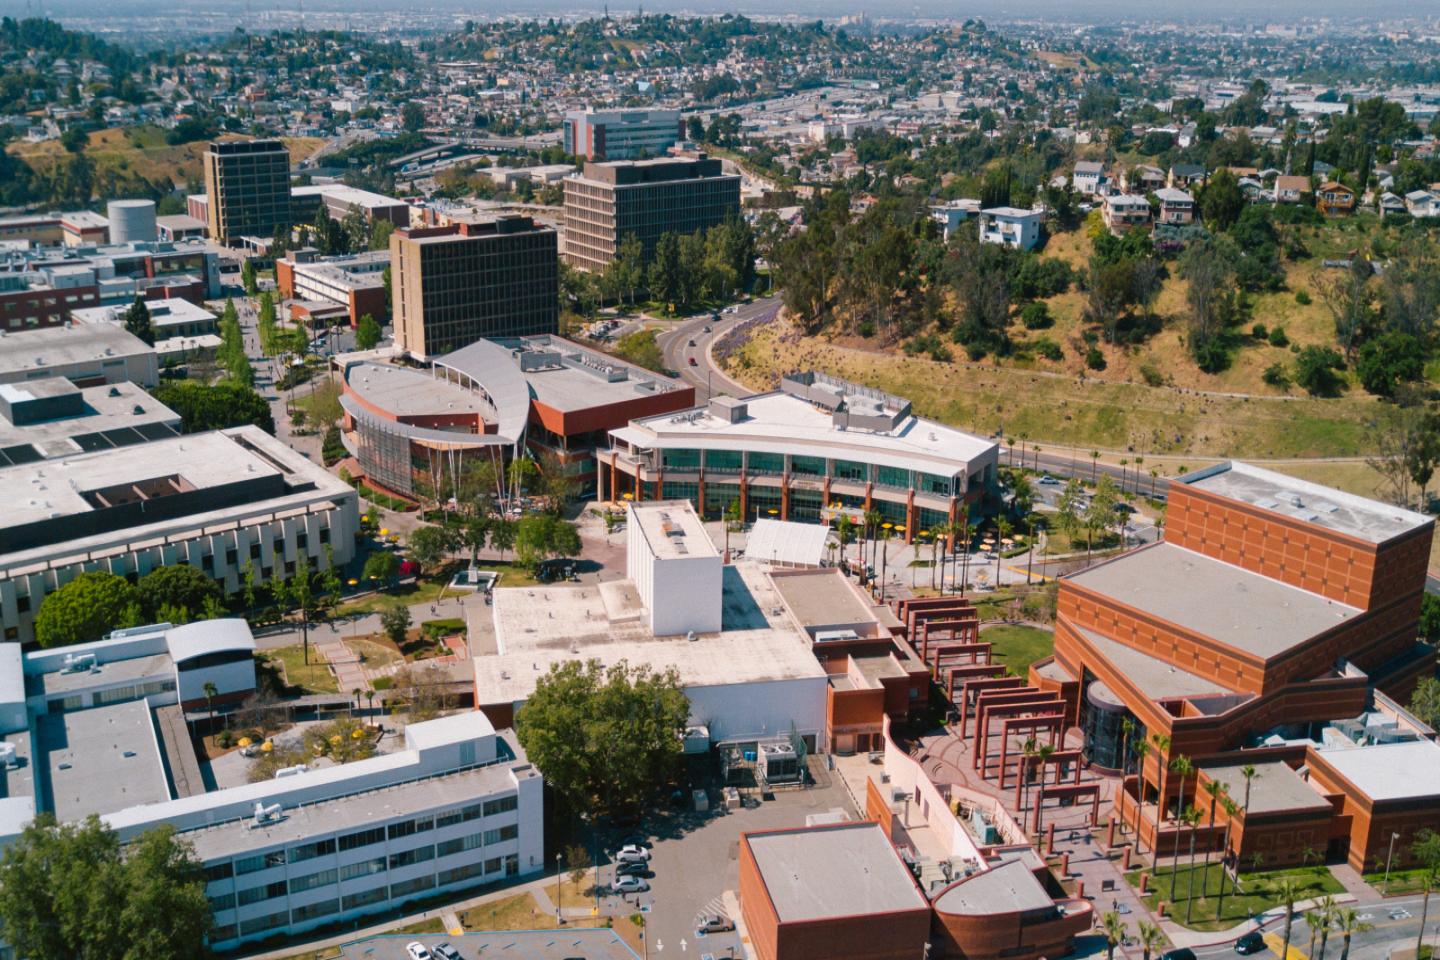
1030,461 -> 1440,872
338,336 -> 693,500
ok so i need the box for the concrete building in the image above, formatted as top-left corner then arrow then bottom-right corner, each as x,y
203,139 -> 293,246
277,249 -> 390,328
2,238 -> 223,314
561,156 -> 741,272
1102,194 -> 1151,235
1154,187 -> 1195,226
107,199 -> 157,244
604,372 -> 999,543
977,208 -> 1041,251
60,210 -> 110,246
390,217 -> 558,360
0,322 -> 158,389
0,376 -> 179,464
1029,462 -> 1440,871
0,426 -> 359,643
626,501 -> 723,636
291,183 -> 412,228
563,108 -> 683,161
0,271 -> 102,331
73,296 -> 217,339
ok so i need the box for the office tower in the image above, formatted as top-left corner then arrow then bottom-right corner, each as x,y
562,156 -> 741,272
202,139 -> 292,246
389,215 -> 558,359
563,108 -> 684,161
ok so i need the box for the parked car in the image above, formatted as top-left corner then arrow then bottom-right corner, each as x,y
697,915 -> 734,935
1163,949 -> 1197,960
406,943 -> 432,960
611,875 -> 649,893
616,861 -> 649,878
615,844 -> 650,862
433,943 -> 462,960
1234,933 -> 1264,955
702,325 -> 712,333
687,339 -> 697,346
688,357 -> 698,366
1039,474 -> 1061,485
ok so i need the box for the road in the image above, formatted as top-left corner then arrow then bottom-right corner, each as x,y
1188,895 -> 1439,960
654,294 -> 781,402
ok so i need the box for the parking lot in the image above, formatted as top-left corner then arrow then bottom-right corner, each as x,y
588,762 -> 858,959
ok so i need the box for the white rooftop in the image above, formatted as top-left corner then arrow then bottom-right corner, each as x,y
745,519 -> 831,567
631,500 -> 717,560
744,823 -> 927,922
71,297 -> 215,331
1314,739 -> 1440,803
0,323 -> 154,379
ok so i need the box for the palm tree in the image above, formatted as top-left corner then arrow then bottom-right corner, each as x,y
1091,450 -> 1101,482
1019,736 -> 1039,821
1315,895 -> 1339,960
1119,718 -> 1136,837
1167,754 -> 1194,902
1237,764 -> 1260,895
1201,779 -> 1226,897
1277,877 -> 1302,960
1102,911 -> 1126,960
1130,739 -> 1152,857
1335,907 -> 1373,960
1217,797 -> 1240,921
863,508 -> 883,574
1137,920 -> 1165,960
1150,733 -> 1171,833
1412,829 -> 1440,959
203,681 -> 218,725
352,687 -> 362,717
1183,806 -> 1203,923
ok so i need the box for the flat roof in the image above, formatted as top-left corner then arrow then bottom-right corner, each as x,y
165,619 -> 255,664
1313,740 -> 1440,803
1067,543 -> 1358,660
1180,461 -> 1432,544
1076,628 -> 1234,701
631,500 -> 718,560
612,391 -> 994,477
513,337 -> 685,413
1197,760 -> 1332,815
0,323 -> 154,378
771,568 -> 883,634
744,823 -> 927,922
934,858 -> 1054,915
0,380 -> 180,462
346,361 -> 489,420
37,700 -> 170,821
478,562 -> 826,703
31,649 -> 172,698
71,297 -> 214,330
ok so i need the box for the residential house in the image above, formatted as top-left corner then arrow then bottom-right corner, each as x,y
977,207 -> 1042,251
1316,181 -> 1356,216
1405,190 -> 1440,218
1072,160 -> 1109,196
1103,194 -> 1151,235
1274,175 -> 1310,204
1168,163 -> 1207,189
1121,165 -> 1166,195
1155,187 -> 1196,226
1378,192 -> 1407,217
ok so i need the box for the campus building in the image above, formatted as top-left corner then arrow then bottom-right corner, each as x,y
203,139 -> 293,246
290,183 -> 412,228
603,372 -> 1000,541
390,217 -> 558,359
563,108 -> 684,161
277,249 -> 390,329
0,322 -> 158,389
0,624 -> 543,952
0,426 -> 359,644
338,336 -> 692,499
1029,461 -> 1440,871
0,376 -> 180,465
561,156 -> 740,272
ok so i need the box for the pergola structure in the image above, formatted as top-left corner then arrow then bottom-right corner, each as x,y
972,690 -> 1064,775
955,674 -> 1023,723
919,617 -> 981,661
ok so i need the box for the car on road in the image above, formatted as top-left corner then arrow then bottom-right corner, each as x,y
688,357 -> 698,366
1039,474 -> 1061,485
406,943 -> 432,960
697,916 -> 734,935
724,305 -> 739,314
687,339 -> 697,346
702,325 -> 711,333
1234,932 -> 1264,955
615,843 -> 650,862
433,943 -> 462,960
1162,949 -> 1196,960
611,875 -> 649,893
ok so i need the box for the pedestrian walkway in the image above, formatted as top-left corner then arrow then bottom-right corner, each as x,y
1330,863 -> 1383,904
317,636 -> 367,694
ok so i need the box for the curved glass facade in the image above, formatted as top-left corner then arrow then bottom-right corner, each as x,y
1080,676 -> 1131,771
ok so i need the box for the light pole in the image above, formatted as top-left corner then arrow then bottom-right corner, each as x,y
555,852 -> 563,923
1384,831 -> 1400,894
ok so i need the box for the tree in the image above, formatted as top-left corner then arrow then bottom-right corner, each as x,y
1366,402 -> 1440,509
203,681 -> 218,724
1179,240 -> 1238,372
363,550 -> 398,586
240,257 -> 258,296
516,659 -> 690,814
1277,877 -> 1302,960
355,313 -> 382,350
122,296 -> 154,346
1320,259 -> 1375,359
1100,910 -> 1125,960
407,525 -> 454,574
151,381 -> 274,434
136,565 -> 221,624
1356,331 -> 1425,398
401,102 -> 426,133
380,602 -> 412,645
1182,805 -> 1203,923
1413,829 -> 1440,958
33,571 -> 139,648
1315,895 -> 1339,960
1200,168 -> 1245,231
1130,739 -> 1151,856
1410,676 -> 1440,730
1293,346 -> 1346,398
1167,754 -> 1194,902
0,814 -> 211,960
1137,920 -> 1164,960
515,514 -> 582,572
1336,907 -> 1372,960
1217,796 -> 1240,919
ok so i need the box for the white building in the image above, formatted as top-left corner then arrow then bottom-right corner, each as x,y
977,207 -> 1042,251
929,199 -> 982,240
1072,160 -> 1109,196
0,426 -> 359,644
0,322 -> 158,388
72,296 -> 217,339
626,500 -> 722,637
563,108 -> 683,161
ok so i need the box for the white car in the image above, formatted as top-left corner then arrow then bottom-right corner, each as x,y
611,875 -> 650,894
406,943 -> 432,960
615,843 -> 651,862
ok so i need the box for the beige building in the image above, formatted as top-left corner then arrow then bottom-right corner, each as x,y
390,216 -> 558,360
202,139 -> 292,246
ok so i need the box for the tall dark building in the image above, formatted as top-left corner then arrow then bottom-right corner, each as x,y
390,216 -> 558,360
562,156 -> 741,272
202,139 -> 292,246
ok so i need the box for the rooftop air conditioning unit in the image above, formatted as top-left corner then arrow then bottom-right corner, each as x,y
251,802 -> 284,826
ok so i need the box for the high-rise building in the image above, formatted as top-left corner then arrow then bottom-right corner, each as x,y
390,216 -> 558,359
562,156 -> 741,272
563,107 -> 684,161
202,139 -> 292,246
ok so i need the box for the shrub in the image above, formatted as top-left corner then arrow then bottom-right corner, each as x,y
322,425 -> 346,466
1268,326 -> 1290,348
1294,290 -> 1311,305
1262,362 -> 1292,389
1138,362 -> 1166,387
857,320 -> 876,338
1085,347 -> 1106,371
1251,322 -> 1268,340
1033,337 -> 1063,362
1294,345 -> 1346,397
1020,302 -> 1053,330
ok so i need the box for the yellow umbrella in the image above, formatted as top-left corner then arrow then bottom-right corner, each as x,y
347,578 -> 358,586
379,528 -> 390,536
351,727 -> 365,739
260,740 -> 273,753
767,508 -> 778,516
237,737 -> 253,748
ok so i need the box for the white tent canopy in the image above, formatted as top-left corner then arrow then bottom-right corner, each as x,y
745,518 -> 831,568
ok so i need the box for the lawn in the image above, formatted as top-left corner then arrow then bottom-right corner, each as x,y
257,645 -> 338,695
546,875 -> 604,914
344,635 -> 404,670
1125,863 -> 1343,931
1361,868 -> 1436,896
336,578 -> 457,616
981,624 -> 1055,678
457,893 -> 552,931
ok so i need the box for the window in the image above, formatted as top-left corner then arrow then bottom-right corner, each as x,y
289,869 -> 337,895
661,448 -> 700,470
237,880 -> 287,906
339,826 -> 385,852
211,924 -> 239,944
390,875 -> 435,898
482,795 -> 518,817
249,543 -> 261,560
388,845 -> 434,870
747,452 -> 783,475
15,595 -> 29,613
238,911 -> 289,936
94,685 -> 139,706
876,465 -> 910,489
388,816 -> 433,841
833,459 -> 868,481
225,547 -> 238,566
342,887 -> 388,911
339,857 -> 386,881
436,804 -> 483,829
791,455 -> 825,476
208,893 -> 236,913
292,900 -> 340,924
204,862 -> 234,884
703,449 -> 742,472
484,857 -> 502,875
438,862 -> 484,886
483,825 -> 518,845
437,833 -> 486,858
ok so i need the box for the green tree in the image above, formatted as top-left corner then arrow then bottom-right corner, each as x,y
136,565 -> 221,624
516,658 -> 690,814
1200,168 -> 1245,231
1411,678 -> 1440,731
0,814 -> 211,960
1294,345 -> 1347,398
363,550 -> 398,586
151,381 -> 275,434
240,258 -> 258,296
407,525 -> 454,574
380,602 -> 411,645
355,313 -> 382,350
401,102 -> 426,133
369,218 -> 396,252
515,514 -> 582,572
122,296 -> 154,346
1356,331 -> 1424,398
33,571 -> 140,648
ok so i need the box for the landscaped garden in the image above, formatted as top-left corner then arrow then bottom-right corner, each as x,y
1124,863 -> 1343,931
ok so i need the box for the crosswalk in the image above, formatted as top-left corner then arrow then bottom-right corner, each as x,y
1263,930 -> 1310,960
693,893 -> 729,929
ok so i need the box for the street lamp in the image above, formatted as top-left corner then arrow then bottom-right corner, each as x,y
1384,831 -> 1401,894
555,853 -> 563,923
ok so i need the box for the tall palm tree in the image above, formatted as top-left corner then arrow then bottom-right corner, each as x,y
1019,736 -> 1039,821
863,508 -> 883,574
1238,764 -> 1260,895
1335,907 -> 1373,960
1306,910 -> 1324,959
1131,739 -> 1152,857
1201,779 -> 1226,897
1167,754 -> 1194,902
1137,920 -> 1164,960
1119,718 -> 1136,837
1277,877 -> 1303,960
1183,806 -> 1203,923
1102,911 -> 1126,960
1315,895 -> 1339,960
203,681 -> 218,726
1217,796 -> 1240,921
